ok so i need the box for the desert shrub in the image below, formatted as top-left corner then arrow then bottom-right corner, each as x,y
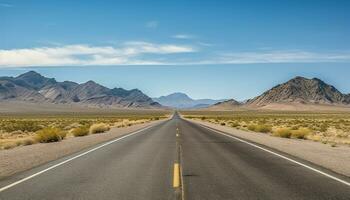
273,128 -> 292,138
201,116 -> 206,120
220,122 -> 226,126
2,121 -> 41,132
230,122 -> 239,127
319,124 -> 328,132
248,124 -> 271,133
255,124 -> 272,133
291,128 -> 311,139
248,124 -> 257,131
64,122 -> 81,130
89,123 -> 110,134
36,127 -> 66,143
71,126 -> 90,137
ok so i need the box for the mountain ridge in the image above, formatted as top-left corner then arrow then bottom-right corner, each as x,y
0,71 -> 161,109
247,76 -> 348,106
209,76 -> 350,111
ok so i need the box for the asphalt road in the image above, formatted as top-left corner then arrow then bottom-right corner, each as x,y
0,113 -> 349,200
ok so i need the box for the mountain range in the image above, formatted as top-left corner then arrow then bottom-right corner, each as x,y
0,72 -> 349,111
211,76 -> 350,111
0,71 -> 160,108
152,92 -> 226,108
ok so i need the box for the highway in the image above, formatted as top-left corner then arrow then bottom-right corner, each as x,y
0,113 -> 349,200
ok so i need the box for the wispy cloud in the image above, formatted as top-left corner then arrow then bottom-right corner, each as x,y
145,21 -> 158,28
197,42 -> 213,47
172,34 -> 195,39
0,3 -> 13,7
209,50 -> 350,64
0,42 -> 196,67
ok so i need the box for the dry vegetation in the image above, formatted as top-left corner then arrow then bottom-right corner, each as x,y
0,110 -> 170,150
181,110 -> 350,146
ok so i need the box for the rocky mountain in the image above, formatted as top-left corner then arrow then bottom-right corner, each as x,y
213,99 -> 241,107
0,71 -> 161,108
206,99 -> 242,110
247,76 -> 349,107
152,92 -> 226,108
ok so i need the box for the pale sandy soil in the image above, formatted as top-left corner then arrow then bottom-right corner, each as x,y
0,101 -> 168,114
187,118 -> 350,177
0,120 -> 165,179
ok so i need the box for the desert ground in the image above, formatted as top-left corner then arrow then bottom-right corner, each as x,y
181,110 -> 350,146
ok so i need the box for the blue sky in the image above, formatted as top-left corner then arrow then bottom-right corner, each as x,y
0,0 -> 350,99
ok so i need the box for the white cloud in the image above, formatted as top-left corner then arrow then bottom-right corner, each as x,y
172,34 -> 195,39
145,21 -> 158,28
0,42 -> 196,67
2,44 -> 350,67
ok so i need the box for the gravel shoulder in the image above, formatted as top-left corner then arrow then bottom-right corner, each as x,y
0,119 -> 166,179
187,118 -> 350,177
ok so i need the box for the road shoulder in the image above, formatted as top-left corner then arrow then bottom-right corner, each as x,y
0,119 -> 166,179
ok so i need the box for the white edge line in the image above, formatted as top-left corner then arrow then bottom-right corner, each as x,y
0,124 -> 156,193
197,123 -> 350,187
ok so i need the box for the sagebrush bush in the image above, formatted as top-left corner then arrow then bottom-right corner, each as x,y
273,128 -> 292,138
255,124 -> 272,133
71,126 -> 90,137
291,128 -> 311,139
89,123 -> 110,134
248,124 -> 257,131
248,124 -> 271,133
230,122 -> 239,127
36,127 -> 66,143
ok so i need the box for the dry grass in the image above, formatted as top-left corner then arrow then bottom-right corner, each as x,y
181,110 -> 350,146
291,128 -> 311,139
273,128 -> 292,138
71,126 -> 90,137
0,111 -> 169,150
36,127 -> 66,143
248,124 -> 272,133
89,123 -> 110,134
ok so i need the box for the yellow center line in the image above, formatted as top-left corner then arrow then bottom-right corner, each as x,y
173,163 -> 181,188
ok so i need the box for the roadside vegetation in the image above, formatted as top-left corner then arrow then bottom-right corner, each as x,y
181,111 -> 350,146
0,111 -> 169,150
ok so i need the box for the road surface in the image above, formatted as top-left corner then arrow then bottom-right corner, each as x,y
0,113 -> 349,200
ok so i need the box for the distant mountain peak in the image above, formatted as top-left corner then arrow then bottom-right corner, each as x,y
153,92 -> 226,108
14,71 -> 56,90
213,99 -> 241,106
16,70 -> 42,78
164,92 -> 191,99
247,76 -> 347,106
